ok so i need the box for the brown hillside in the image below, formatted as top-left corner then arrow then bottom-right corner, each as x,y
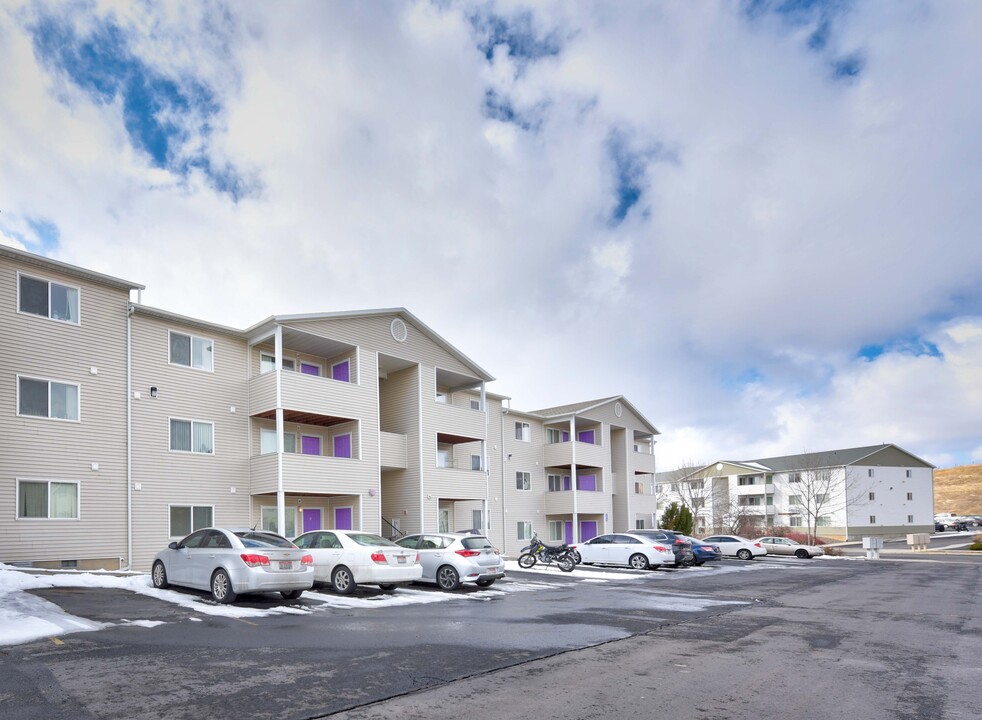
934,464 -> 982,515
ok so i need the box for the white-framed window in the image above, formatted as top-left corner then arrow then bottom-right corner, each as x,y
259,352 -> 296,374
906,469 -> 912,478
636,519 -> 646,530
17,375 -> 80,421
473,509 -> 483,530
869,492 -> 875,501
260,428 -> 297,454
738,495 -> 762,506
788,472 -> 802,483
738,476 -> 760,486
437,447 -> 451,468
170,418 -> 214,454
815,493 -> 828,503
907,514 -> 914,523
515,472 -> 531,491
169,504 -> 213,537
517,521 -> 532,540
548,474 -> 562,492
789,494 -> 802,505
546,428 -> 562,444
169,331 -> 214,372
816,516 -> 832,527
261,506 -> 296,538
470,399 -> 481,411
689,480 -> 704,490
17,479 -> 79,519
869,515 -> 876,523
790,516 -> 803,527
471,455 -> 482,471
634,481 -> 644,494
18,273 -> 80,324
515,422 -> 531,442
907,492 -> 913,501
868,468 -> 875,477
548,520 -> 563,541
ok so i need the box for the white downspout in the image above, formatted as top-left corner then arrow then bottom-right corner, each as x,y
418,365 -> 425,533
481,381 -> 489,537
275,326 -> 285,536
125,303 -> 133,571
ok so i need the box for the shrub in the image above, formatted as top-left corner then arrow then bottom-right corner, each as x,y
970,534 -> 982,551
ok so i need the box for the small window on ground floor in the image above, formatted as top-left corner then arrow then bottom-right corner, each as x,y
517,521 -> 532,540
548,520 -> 564,541
261,506 -> 297,539
907,515 -> 914,523
170,505 -> 213,537
635,519 -> 646,530
17,480 -> 78,519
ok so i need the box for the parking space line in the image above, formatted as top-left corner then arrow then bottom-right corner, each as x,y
234,618 -> 259,627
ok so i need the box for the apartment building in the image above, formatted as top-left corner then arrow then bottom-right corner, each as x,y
656,445 -> 935,540
1,246 -> 659,569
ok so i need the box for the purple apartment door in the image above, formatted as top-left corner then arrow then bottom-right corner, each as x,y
303,509 -> 321,533
333,434 -> 352,459
300,362 -> 320,376
563,476 -> 571,491
578,430 -> 595,444
577,474 -> 597,491
335,507 -> 353,530
564,521 -> 573,544
332,361 -> 350,382
580,521 -> 598,542
301,436 -> 321,455
562,431 -> 569,442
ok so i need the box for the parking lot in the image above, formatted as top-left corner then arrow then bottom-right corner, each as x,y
1,551 -> 980,720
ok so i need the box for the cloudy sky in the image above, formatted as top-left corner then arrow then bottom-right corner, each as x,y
1,0 -> 980,470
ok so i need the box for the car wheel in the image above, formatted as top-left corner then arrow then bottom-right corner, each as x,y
629,553 -> 649,570
151,560 -> 169,589
331,566 -> 356,595
736,548 -> 753,561
211,569 -> 237,604
795,549 -> 809,559
378,583 -> 397,593
281,590 -> 303,600
572,551 -> 582,564
436,565 -> 461,591
518,553 -> 537,569
475,578 -> 496,587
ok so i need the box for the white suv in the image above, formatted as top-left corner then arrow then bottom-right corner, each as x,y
394,533 -> 504,590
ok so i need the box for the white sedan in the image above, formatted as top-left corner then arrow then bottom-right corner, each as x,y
755,536 -> 824,558
570,533 -> 675,570
700,535 -> 768,560
293,530 -> 422,594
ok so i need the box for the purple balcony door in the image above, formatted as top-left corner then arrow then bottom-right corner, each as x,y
332,360 -> 350,382
564,521 -> 573,544
301,436 -> 321,455
580,521 -> 598,542
335,507 -> 353,530
577,474 -> 597,491
577,430 -> 595,444
303,509 -> 322,533
562,431 -> 569,442
300,362 -> 321,376
333,434 -> 352,459
563,475 -> 571,491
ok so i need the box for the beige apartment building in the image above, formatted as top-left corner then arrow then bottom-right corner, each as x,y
1,246 -> 659,570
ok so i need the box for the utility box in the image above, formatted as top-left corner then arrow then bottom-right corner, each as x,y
906,533 -> 930,550
862,536 -> 883,559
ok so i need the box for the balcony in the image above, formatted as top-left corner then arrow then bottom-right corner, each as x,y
543,440 -> 607,469
632,451 -> 656,475
736,482 -> 772,495
543,489 -> 609,515
428,466 -> 487,499
431,401 -> 485,441
250,452 -> 376,496
380,432 -> 408,470
249,369 -> 371,419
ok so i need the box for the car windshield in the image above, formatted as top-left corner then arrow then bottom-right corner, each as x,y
461,537 -> 493,550
347,533 -> 397,547
234,531 -> 295,548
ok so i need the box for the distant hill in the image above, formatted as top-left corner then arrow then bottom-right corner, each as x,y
934,464 -> 982,515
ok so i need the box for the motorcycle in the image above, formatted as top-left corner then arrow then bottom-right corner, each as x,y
518,533 -> 576,572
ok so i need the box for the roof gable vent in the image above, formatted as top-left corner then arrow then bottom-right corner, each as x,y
391,318 -> 408,343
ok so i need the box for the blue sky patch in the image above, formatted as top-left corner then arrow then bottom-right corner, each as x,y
471,11 -> 561,63
29,13 -> 249,200
858,337 -> 943,362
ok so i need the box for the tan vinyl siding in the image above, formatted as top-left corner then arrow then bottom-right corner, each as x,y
0,257 -> 131,568
379,365 -> 421,535
129,314 -> 251,570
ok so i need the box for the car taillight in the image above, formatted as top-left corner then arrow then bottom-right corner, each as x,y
653,545 -> 668,552
493,548 -> 501,555
301,554 -> 313,566
370,551 -> 388,564
753,543 -> 762,548
455,549 -> 481,558
674,539 -> 685,544
698,546 -> 711,552
415,553 -> 420,564
240,553 -> 270,567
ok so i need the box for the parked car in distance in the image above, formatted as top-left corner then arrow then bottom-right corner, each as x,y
700,535 -> 767,560
569,533 -> 675,570
677,535 -> 723,565
394,533 -> 504,590
292,530 -> 422,595
755,536 -> 824,558
151,527 -> 314,604
626,529 -> 695,567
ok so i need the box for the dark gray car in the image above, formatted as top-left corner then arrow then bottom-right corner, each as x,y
624,529 -> 694,567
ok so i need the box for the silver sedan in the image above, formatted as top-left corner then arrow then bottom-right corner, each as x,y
755,536 -> 825,558
151,528 -> 314,603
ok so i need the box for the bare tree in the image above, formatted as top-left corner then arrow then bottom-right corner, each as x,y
716,496 -> 766,536
660,460 -> 711,532
785,452 -> 868,544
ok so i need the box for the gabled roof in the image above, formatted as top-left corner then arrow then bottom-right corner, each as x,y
1,244 -> 144,291
131,304 -> 246,338
747,444 -> 934,471
245,308 -> 494,382
531,395 -> 660,435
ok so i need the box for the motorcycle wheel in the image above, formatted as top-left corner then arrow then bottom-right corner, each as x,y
518,553 -> 537,569
558,555 -> 575,572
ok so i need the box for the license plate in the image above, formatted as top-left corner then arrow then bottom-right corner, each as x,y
397,556 -> 406,564
278,561 -> 292,570
484,567 -> 498,575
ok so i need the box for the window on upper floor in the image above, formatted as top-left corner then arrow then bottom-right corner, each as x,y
816,516 -> 832,527
869,515 -> 876,524
516,471 -> 531,491
907,492 -> 913,501
17,376 -> 79,421
435,391 -> 450,404
868,468 -> 875,477
470,399 -> 481,411
17,479 -> 79,519
906,469 -> 912,478
869,492 -> 875,501
789,516 -> 802,527
546,428 -> 562,444
170,504 -> 213,537
18,273 -> 80,324
515,422 -> 531,442
260,353 -> 296,374
789,494 -> 802,505
471,455 -> 482,471
170,418 -> 214,454
815,493 -> 829,503
260,429 -> 297,454
169,331 -> 213,372
634,481 -> 644,495
548,474 -> 562,492
788,472 -> 802,483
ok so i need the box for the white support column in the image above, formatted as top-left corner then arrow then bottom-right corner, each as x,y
571,416 -> 578,542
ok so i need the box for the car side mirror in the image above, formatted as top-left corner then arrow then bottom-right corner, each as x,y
168,541 -> 178,550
